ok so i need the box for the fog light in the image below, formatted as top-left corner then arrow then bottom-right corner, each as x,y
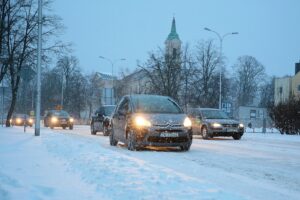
69,118 -> 74,123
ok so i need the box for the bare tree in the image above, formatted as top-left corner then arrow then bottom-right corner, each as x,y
3,0 -> 66,126
192,40 -> 220,107
233,55 -> 266,106
140,48 -> 182,101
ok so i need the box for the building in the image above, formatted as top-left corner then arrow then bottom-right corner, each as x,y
165,17 -> 181,58
119,17 -> 182,97
238,106 -> 272,128
274,61 -> 300,105
95,72 -> 115,105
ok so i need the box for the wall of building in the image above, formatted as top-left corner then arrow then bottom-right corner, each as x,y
238,106 -> 272,128
274,76 -> 292,105
292,72 -> 300,99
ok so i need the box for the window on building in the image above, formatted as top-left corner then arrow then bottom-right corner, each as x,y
298,85 -> 300,92
279,87 -> 283,94
172,48 -> 177,58
250,110 -> 256,119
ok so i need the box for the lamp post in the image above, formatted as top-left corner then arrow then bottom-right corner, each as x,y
35,0 -> 42,136
204,27 -> 238,110
98,56 -> 126,104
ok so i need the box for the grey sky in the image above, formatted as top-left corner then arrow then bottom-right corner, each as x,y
53,0 -> 300,77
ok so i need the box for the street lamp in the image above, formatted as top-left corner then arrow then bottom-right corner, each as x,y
98,56 -> 126,104
35,0 -> 42,136
204,27 -> 238,110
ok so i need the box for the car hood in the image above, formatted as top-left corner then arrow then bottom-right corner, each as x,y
204,118 -> 239,124
133,113 -> 187,126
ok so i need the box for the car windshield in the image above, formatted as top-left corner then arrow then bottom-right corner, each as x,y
52,110 -> 70,117
201,110 -> 229,119
133,96 -> 182,114
104,106 -> 115,116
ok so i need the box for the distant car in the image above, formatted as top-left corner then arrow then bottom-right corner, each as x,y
10,114 -> 34,127
90,105 -> 115,136
110,95 -> 193,151
187,108 -> 244,140
44,110 -> 74,129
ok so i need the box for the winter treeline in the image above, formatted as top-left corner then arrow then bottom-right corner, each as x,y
119,40 -> 274,112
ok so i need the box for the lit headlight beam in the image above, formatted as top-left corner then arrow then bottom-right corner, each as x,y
183,117 -> 192,128
211,123 -> 222,128
135,116 -> 151,127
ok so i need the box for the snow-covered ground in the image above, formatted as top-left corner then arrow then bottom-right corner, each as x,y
0,126 -> 300,200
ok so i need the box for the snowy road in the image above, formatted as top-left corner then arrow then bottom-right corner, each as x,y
0,126 -> 300,200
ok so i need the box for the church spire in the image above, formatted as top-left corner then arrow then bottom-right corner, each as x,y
166,17 -> 180,41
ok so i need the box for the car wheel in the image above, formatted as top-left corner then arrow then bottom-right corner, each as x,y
69,125 -> 73,130
50,125 -> 54,129
180,142 -> 192,151
91,124 -> 96,135
62,126 -> 66,129
44,121 -> 48,127
103,125 -> 109,136
127,130 -> 138,151
233,134 -> 242,140
109,126 -> 118,146
201,126 -> 209,140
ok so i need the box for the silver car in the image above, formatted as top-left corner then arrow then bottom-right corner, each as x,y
110,95 -> 193,151
188,108 -> 244,140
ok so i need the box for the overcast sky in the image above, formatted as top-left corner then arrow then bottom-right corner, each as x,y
52,0 -> 300,77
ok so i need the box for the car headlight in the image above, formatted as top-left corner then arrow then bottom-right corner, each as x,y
134,116 -> 151,127
211,123 -> 222,128
16,118 -> 22,124
28,119 -> 33,123
51,117 -> 58,123
183,117 -> 192,128
69,118 -> 74,123
239,123 -> 244,128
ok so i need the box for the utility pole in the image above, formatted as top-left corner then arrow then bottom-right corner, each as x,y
35,0 -> 42,136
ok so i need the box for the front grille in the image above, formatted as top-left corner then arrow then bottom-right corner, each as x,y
153,124 -> 183,128
147,136 -> 188,143
222,124 -> 238,128
155,129 -> 182,133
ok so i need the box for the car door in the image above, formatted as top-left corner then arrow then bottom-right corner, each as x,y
112,97 -> 127,142
193,110 -> 203,134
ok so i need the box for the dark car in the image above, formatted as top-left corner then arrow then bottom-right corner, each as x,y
187,108 -> 244,140
90,105 -> 115,136
44,110 -> 74,129
10,114 -> 34,127
110,95 -> 193,151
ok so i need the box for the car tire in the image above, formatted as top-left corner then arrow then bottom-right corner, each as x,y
127,130 -> 138,151
201,126 -> 209,140
91,124 -> 96,135
103,124 -> 110,136
62,126 -> 66,129
180,142 -> 192,151
69,125 -> 73,130
44,121 -> 48,127
50,125 -> 54,129
233,134 -> 242,140
109,126 -> 118,146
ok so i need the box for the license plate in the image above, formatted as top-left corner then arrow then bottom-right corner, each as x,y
160,133 -> 179,137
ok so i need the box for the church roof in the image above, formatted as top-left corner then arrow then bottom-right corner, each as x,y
166,17 -> 180,41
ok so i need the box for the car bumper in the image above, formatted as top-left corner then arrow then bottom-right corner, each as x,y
134,128 -> 193,147
208,127 -> 244,136
50,121 -> 73,127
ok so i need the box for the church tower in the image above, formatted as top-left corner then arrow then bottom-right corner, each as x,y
165,17 -> 181,58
